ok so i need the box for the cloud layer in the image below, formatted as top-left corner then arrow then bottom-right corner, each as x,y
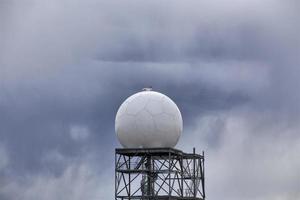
0,0 -> 299,199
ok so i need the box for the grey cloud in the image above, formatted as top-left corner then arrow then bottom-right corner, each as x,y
180,108 -> 300,200
0,0 -> 299,200
0,152 -> 114,200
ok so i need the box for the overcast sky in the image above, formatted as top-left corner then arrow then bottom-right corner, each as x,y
0,0 -> 300,199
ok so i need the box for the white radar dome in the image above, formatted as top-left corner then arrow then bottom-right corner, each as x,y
115,88 -> 183,148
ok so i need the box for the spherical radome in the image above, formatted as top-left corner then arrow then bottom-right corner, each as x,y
115,90 -> 183,148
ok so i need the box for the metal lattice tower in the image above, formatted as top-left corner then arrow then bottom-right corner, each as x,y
115,148 -> 205,200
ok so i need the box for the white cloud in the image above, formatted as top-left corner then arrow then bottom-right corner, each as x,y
69,125 -> 90,141
0,144 -> 9,171
180,107 -> 300,200
1,154 -> 114,200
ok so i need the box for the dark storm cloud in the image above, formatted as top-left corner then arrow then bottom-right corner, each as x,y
0,0 -> 299,199
0,62 -> 249,175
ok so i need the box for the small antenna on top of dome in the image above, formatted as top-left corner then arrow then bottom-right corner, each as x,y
142,86 -> 152,91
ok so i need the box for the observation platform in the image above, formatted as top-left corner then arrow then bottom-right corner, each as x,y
116,147 -> 204,159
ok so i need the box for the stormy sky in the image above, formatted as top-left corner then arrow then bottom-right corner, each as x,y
0,0 -> 300,199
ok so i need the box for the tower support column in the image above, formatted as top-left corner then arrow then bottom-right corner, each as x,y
115,148 -> 205,200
